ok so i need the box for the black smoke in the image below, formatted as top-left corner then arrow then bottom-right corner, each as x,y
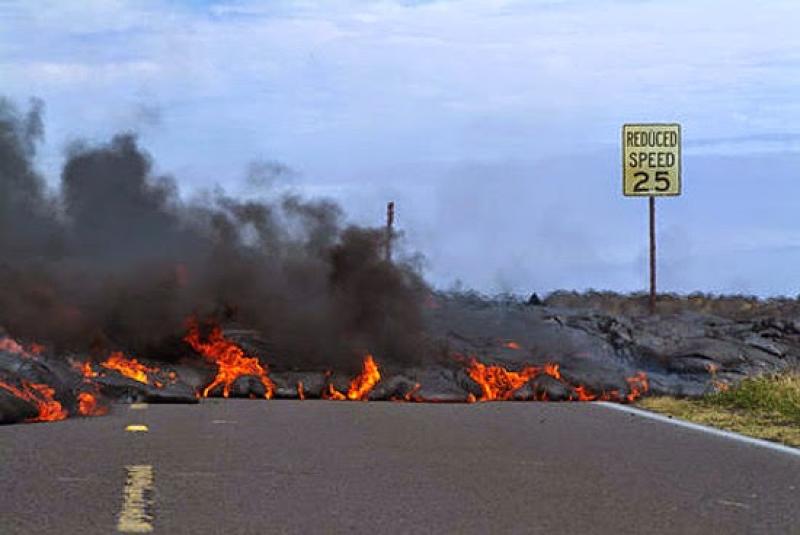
0,98 -> 427,371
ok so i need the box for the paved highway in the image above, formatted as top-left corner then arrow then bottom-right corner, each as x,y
1,400 -> 798,534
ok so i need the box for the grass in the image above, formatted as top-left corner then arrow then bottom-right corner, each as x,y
638,372 -> 800,448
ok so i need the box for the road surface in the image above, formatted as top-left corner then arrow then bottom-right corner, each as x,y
1,400 -> 798,534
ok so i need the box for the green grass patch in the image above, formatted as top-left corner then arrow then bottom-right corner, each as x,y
638,372 -> 800,448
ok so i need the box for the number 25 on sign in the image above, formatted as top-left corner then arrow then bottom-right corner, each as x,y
622,123 -> 681,196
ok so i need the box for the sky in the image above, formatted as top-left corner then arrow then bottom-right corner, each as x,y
1,0 -> 800,296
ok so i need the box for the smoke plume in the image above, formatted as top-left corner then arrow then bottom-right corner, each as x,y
0,98 -> 426,371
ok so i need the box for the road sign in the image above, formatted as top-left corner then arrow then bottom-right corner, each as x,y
622,123 -> 681,196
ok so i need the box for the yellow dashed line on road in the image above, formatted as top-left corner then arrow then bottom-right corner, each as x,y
130,403 -> 149,410
125,425 -> 149,433
117,465 -> 155,533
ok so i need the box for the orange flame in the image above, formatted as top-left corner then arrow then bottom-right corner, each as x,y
297,381 -> 305,400
183,318 -> 275,399
100,352 -> 159,385
465,357 -> 648,403
321,382 -> 346,400
466,359 -> 561,401
74,360 -> 98,379
503,341 -> 521,350
625,372 -> 649,402
320,356 -> 382,401
77,391 -> 108,417
346,355 -> 381,401
0,379 -> 68,422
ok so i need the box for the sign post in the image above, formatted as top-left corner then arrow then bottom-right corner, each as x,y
622,123 -> 681,314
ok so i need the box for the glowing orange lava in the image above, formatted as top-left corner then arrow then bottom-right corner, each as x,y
100,352 -> 160,386
183,318 -> 275,399
74,360 -> 98,379
321,382 -> 347,400
321,355 -> 382,401
77,391 -> 108,417
465,358 -> 648,403
0,379 -> 68,422
346,355 -> 381,400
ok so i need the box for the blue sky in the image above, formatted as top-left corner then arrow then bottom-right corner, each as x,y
2,0 -> 800,296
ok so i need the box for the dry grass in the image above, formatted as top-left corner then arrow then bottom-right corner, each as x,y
638,372 -> 800,448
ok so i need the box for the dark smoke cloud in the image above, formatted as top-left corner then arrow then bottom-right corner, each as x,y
0,98 -> 427,370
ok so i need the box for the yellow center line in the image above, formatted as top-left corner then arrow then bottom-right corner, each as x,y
125,425 -> 149,433
116,465 -> 155,533
130,403 -> 149,410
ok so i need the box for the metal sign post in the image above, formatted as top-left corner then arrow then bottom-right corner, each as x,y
622,123 -> 681,314
649,195 -> 656,314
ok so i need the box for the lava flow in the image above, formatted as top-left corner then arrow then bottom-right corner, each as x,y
100,352 -> 162,386
77,391 -> 108,417
323,355 -> 382,401
466,359 -> 543,401
466,358 -> 649,403
183,318 -> 276,399
0,379 -> 68,422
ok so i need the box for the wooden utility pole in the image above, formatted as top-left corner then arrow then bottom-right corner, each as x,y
385,201 -> 395,262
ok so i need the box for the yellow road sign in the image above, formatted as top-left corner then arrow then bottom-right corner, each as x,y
622,123 -> 681,196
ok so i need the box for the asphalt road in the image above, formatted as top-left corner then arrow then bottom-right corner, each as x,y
1,400 -> 798,534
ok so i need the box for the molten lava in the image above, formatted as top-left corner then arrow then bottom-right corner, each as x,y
77,360 -> 97,379
321,355 -> 382,401
624,372 -> 649,402
321,383 -> 347,400
101,352 -> 160,386
183,319 -> 275,399
467,359 -> 543,401
77,391 -> 108,416
0,379 -> 68,422
465,358 -> 648,403
346,355 -> 381,400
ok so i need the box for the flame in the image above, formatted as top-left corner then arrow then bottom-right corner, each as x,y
346,355 -> 381,401
321,383 -> 346,400
78,391 -> 108,416
465,357 -> 648,403
466,359 -> 547,401
101,352 -> 159,385
404,383 -> 422,402
625,372 -> 649,402
503,341 -> 521,350
297,381 -> 305,400
0,379 -> 68,422
320,356 -> 382,401
183,318 -> 275,399
74,360 -> 98,379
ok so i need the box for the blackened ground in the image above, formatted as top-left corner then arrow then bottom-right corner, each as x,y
0,400 -> 798,534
